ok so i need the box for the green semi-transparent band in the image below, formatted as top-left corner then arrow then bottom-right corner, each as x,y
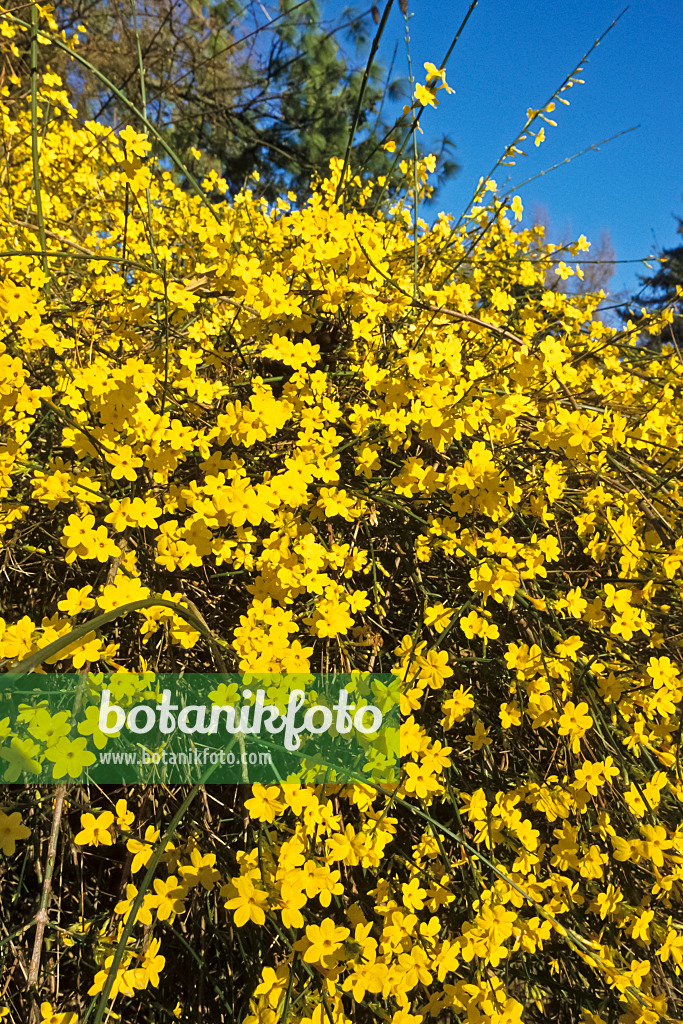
0,672 -> 400,785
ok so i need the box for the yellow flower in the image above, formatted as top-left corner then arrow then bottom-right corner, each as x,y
510,196 -> 523,221
75,810 -> 115,846
127,826 -> 160,872
278,881 -> 307,929
302,918 -> 350,967
499,702 -> 521,728
0,737 -> 42,782
44,737 -> 97,779
0,810 -> 31,855
245,784 -> 284,823
115,798 -> 134,831
105,445 -> 144,482
423,61 -> 454,92
592,883 -> 623,920
139,935 -> 166,987
148,876 -> 188,921
558,701 -> 593,753
414,83 -> 438,108
179,848 -> 221,890
119,125 -> 152,159
223,875 -> 269,927
57,584 -> 96,616
466,720 -> 492,751
308,595 -> 354,638
39,1003 -> 78,1024
62,513 -> 95,550
403,761 -> 440,799
424,603 -> 453,633
401,877 -> 427,912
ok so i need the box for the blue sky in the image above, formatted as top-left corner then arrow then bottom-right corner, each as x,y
338,0 -> 683,302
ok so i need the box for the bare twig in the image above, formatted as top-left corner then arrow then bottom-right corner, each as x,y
27,785 -> 68,997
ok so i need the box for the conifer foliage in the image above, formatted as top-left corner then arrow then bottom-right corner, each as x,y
5,0 -> 457,198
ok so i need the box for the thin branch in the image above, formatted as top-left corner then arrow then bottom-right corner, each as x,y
27,785 -> 68,992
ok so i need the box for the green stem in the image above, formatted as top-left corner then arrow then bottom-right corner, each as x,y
83,780 -> 205,1024
335,0 -> 395,206
402,8 -> 420,301
278,952 -> 298,1024
2,9 -> 219,223
4,598 -> 229,675
131,0 -> 158,275
160,261 -> 170,414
